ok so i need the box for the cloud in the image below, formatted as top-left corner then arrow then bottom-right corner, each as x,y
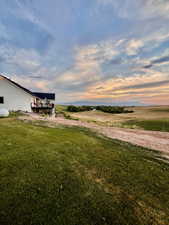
120,80 -> 169,90
52,39 -> 122,91
143,64 -> 153,69
13,0 -> 53,34
126,39 -> 143,55
35,80 -> 49,91
107,58 -> 123,65
143,55 -> 169,69
53,45 -> 101,91
152,55 -> 169,64
0,1 -> 54,54
0,0 -> 169,105
0,22 -> 10,40
0,45 -> 41,73
96,0 -> 169,19
1,33 -> 169,104
76,40 -> 119,62
84,69 -> 169,102
10,74 -> 50,92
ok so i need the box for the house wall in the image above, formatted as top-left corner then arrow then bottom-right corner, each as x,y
0,77 -> 34,112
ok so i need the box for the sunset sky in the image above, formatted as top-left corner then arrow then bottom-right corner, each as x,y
0,0 -> 169,105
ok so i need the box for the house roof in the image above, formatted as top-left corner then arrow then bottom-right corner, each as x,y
33,92 -> 55,100
0,74 -> 32,95
0,74 -> 55,100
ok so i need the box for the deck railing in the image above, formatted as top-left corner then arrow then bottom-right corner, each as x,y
31,103 -> 54,109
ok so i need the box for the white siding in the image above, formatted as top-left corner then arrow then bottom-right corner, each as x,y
0,77 -> 34,112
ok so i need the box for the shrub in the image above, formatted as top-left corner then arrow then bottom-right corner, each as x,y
67,105 -> 93,112
96,106 -> 134,114
67,105 -> 134,114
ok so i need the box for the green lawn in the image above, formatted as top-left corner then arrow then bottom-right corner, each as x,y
123,119 -> 169,132
0,118 -> 169,225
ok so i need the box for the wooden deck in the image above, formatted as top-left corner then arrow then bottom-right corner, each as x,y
31,103 -> 54,114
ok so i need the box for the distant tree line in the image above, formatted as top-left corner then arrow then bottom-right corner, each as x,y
67,105 -> 134,114
95,106 -> 133,114
67,105 -> 93,112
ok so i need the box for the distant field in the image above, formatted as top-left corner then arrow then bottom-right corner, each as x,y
0,118 -> 169,225
63,106 -> 169,132
123,119 -> 169,132
150,107 -> 169,113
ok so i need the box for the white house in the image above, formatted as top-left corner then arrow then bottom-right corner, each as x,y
0,75 -> 55,114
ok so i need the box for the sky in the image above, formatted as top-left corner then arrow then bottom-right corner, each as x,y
0,0 -> 169,105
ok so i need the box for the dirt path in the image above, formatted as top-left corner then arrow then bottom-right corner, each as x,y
19,113 -> 169,158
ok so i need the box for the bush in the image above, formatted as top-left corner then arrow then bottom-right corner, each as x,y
67,105 -> 134,114
96,106 -> 134,114
67,105 -> 93,112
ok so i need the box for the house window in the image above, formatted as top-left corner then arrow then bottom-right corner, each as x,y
0,97 -> 4,104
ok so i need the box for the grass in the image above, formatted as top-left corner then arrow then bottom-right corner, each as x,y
9,111 -> 25,117
0,111 -> 23,119
67,106 -> 169,132
123,119 -> 169,132
150,107 -> 169,113
0,118 -> 169,225
55,104 -> 68,113
55,105 -> 80,120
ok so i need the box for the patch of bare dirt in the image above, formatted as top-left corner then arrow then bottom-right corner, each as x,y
19,113 -> 169,158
